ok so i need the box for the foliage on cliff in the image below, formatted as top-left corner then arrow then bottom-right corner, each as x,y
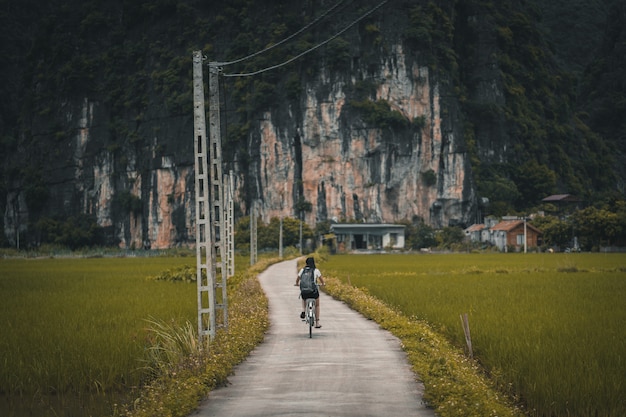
0,0 -> 624,247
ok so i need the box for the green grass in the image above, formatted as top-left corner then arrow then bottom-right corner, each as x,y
322,253 -> 626,417
4,251 -> 624,417
119,254 -> 278,417
0,252 -> 282,417
0,256 -> 196,415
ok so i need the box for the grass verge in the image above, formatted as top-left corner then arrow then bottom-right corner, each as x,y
320,276 -> 526,417
117,256 -> 285,417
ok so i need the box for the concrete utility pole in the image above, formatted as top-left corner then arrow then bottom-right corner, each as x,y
207,60 -> 229,333
250,200 -> 258,265
224,170 -> 235,277
279,217 -> 283,259
192,51 -> 228,342
524,216 -> 528,253
299,211 -> 303,255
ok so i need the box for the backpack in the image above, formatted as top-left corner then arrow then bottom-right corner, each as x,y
299,266 -> 316,293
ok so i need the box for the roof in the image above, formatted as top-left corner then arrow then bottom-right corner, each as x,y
490,220 -> 523,232
491,220 -> 542,234
330,223 -> 406,233
464,224 -> 485,232
542,194 -> 581,202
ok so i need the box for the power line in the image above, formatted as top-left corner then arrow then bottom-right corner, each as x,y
215,0 -> 349,67
221,0 -> 388,78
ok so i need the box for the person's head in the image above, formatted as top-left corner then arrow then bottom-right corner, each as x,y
305,257 -> 316,269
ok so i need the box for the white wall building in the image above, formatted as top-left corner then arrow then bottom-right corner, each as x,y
330,224 -> 406,252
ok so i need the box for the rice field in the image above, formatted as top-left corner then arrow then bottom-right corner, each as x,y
322,252 -> 626,417
0,256 -> 197,417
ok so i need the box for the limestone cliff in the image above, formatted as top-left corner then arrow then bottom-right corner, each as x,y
1,0 -> 478,249
3,44 -> 475,249
2,0 -> 621,250
249,44 -> 475,230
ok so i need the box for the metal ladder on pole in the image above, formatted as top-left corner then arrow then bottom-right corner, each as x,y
208,61 -> 228,333
192,52 -> 228,342
224,170 -> 235,278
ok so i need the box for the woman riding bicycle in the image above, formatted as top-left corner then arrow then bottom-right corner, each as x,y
295,257 -> 325,328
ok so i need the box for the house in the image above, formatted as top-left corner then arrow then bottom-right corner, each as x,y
464,217 -> 543,251
464,223 -> 487,243
489,219 -> 542,252
464,217 -> 498,244
542,194 -> 582,214
329,223 -> 406,253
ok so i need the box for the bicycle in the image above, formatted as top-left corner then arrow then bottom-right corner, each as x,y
304,297 -> 316,338
296,283 -> 324,338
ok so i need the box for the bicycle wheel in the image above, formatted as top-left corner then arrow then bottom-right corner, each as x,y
307,300 -> 314,338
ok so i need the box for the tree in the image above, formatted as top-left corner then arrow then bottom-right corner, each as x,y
234,216 -> 251,249
234,216 -> 314,250
531,215 -> 572,248
477,171 -> 520,217
398,219 -> 437,249
413,222 -> 437,249
513,161 -> 557,207
437,226 -> 465,249
571,206 -> 620,250
34,214 -> 104,249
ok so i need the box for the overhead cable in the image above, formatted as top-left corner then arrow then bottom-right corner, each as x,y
215,0 -> 349,67
222,0 -> 388,78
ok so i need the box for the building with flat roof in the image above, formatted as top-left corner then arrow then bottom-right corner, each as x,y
330,223 -> 406,252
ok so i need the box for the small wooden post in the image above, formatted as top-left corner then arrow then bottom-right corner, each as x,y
460,313 -> 473,358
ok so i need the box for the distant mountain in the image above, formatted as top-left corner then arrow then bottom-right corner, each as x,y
536,0 -> 610,77
0,0 -> 623,248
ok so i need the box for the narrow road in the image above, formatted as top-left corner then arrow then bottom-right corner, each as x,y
191,259 -> 436,417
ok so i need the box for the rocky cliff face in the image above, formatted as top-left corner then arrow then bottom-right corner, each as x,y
2,1 -> 482,249
3,46 -> 475,249
2,1 -> 621,249
249,44 -> 475,230
4,95 -> 197,249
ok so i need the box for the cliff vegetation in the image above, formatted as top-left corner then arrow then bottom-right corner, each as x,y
1,0 -> 624,249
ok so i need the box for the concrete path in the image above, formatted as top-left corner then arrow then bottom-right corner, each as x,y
191,259 -> 436,417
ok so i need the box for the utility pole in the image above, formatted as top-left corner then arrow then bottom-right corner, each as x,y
224,170 -> 235,277
208,60 -> 228,332
524,216 -> 528,253
250,200 -> 258,265
279,216 -> 283,259
299,210 -> 303,255
192,51 -> 228,342
192,51 -> 212,342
